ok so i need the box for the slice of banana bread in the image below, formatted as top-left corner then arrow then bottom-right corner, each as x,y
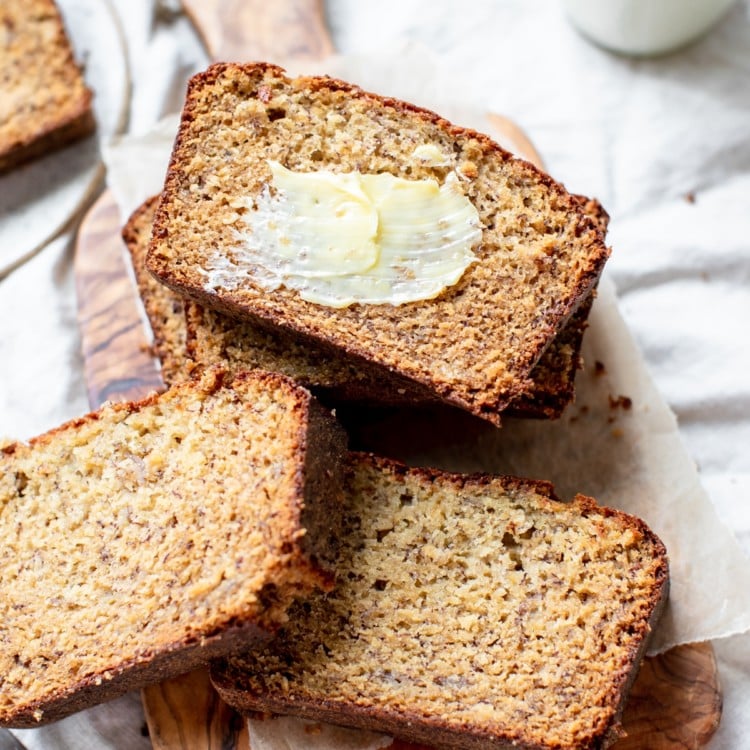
211,453 -> 669,750
146,62 -> 610,425
0,0 -> 95,173
123,196 -> 192,385
129,194 -> 605,417
0,367 -> 346,727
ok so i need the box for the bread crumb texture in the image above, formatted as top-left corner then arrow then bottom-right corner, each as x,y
0,368 -> 344,726
147,63 -> 609,422
0,0 -> 94,172
213,454 -> 668,750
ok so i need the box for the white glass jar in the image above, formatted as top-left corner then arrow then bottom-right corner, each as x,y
563,0 -> 737,56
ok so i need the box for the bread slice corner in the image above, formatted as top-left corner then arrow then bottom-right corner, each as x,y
0,0 -> 95,174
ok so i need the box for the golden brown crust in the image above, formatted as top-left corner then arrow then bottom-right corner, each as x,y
0,104 -> 95,174
0,367 -> 346,727
147,63 -> 610,425
0,0 -> 95,174
211,453 -> 669,750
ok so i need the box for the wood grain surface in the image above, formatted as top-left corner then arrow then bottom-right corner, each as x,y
181,0 -> 333,63
74,192 -> 162,407
72,1 -> 722,748
143,670 -> 250,750
617,642 -> 722,750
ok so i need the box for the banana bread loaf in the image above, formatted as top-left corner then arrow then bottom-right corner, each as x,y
211,453 -> 669,750
0,0 -> 94,173
146,62 -> 609,424
0,367 -> 346,727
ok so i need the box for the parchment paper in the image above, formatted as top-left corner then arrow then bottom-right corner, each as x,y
103,46 -> 750,748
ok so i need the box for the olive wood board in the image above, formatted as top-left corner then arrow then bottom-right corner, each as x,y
73,0 -> 721,747
74,192 -> 721,750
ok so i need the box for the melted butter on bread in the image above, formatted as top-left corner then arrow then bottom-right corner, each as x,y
206,160 -> 482,308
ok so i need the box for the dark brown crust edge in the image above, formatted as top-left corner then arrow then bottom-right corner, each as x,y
209,454 -> 670,750
0,368 -> 346,728
288,373 -> 348,579
566,494 -> 671,750
122,195 -> 192,384
146,62 -> 610,424
121,195 -> 159,248
5,619 -> 270,729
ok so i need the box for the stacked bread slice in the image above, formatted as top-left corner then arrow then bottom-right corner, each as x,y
125,194 -> 606,420
212,453 -> 669,750
0,63 -> 670,749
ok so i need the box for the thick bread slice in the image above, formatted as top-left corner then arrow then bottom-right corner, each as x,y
125,197 -> 601,418
211,453 -> 669,750
0,368 -> 346,727
0,0 -> 95,173
123,196 -> 192,385
146,63 -> 610,425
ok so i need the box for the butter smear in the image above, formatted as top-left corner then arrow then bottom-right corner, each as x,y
205,159 -> 482,307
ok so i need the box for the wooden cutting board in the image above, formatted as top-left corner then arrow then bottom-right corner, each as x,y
73,1 -> 723,748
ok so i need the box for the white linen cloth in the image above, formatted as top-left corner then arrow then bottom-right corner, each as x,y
2,0 -> 749,747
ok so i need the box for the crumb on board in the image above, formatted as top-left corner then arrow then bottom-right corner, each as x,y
594,361 -> 606,376
608,395 -> 633,410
